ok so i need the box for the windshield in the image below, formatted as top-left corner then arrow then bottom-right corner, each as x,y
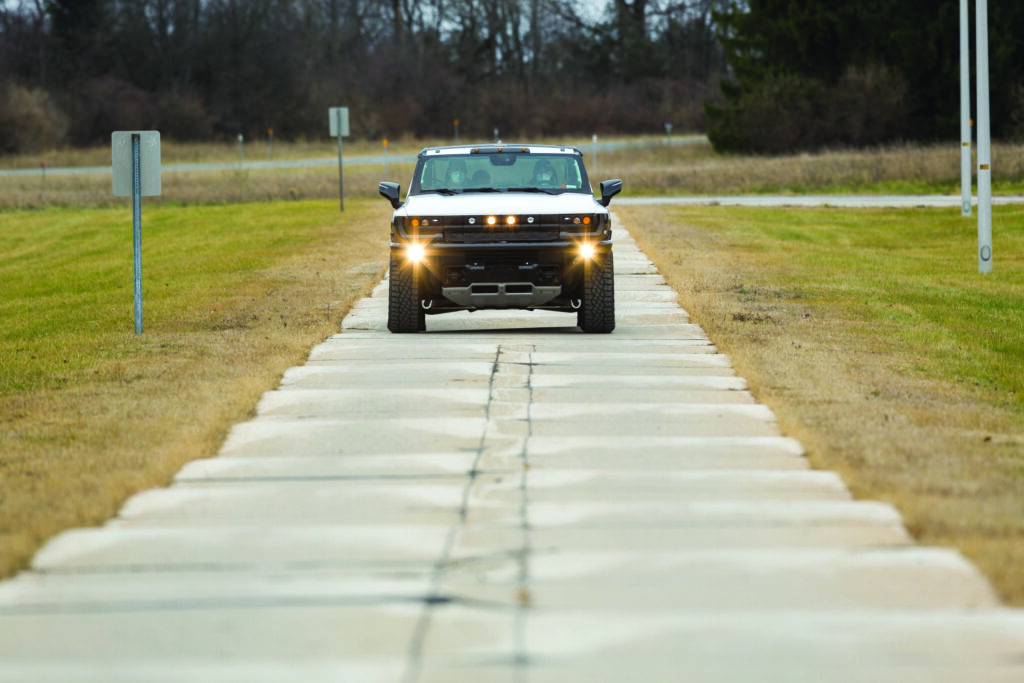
409,152 -> 591,196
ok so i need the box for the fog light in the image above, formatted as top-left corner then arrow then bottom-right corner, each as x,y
579,243 -> 595,260
407,243 -> 425,263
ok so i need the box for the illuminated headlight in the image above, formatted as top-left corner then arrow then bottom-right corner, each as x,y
579,243 -> 596,260
406,243 -> 426,263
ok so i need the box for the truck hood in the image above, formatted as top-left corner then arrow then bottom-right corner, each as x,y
398,192 -> 606,217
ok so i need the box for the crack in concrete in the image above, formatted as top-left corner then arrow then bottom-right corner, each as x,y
515,345 -> 536,681
400,345 -> 502,683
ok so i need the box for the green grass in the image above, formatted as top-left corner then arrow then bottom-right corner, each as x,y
1,202 -> 345,391
621,203 -> 1024,603
715,207 -> 1024,400
0,199 -> 387,577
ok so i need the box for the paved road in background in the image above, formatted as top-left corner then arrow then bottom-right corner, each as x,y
617,194 -> 1024,208
0,136 -> 705,177
2,216 -> 1022,682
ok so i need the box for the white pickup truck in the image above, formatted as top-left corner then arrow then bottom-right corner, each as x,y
378,144 -> 622,333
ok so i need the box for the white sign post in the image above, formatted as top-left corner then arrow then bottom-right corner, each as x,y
977,0 -> 993,273
329,107 -> 350,212
112,131 -> 161,334
960,0 -> 972,217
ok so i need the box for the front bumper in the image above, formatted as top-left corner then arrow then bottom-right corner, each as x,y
391,238 -> 612,311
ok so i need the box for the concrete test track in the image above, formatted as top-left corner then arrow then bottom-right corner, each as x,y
1,218 -> 1023,682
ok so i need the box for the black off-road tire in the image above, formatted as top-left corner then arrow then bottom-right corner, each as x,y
388,252 -> 424,333
578,250 -> 615,333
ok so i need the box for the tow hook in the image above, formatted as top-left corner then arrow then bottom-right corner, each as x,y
421,299 -> 433,310
570,299 -> 582,309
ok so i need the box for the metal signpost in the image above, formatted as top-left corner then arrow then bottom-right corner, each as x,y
977,0 -> 993,273
112,131 -> 161,334
329,107 -> 350,211
960,0 -> 972,217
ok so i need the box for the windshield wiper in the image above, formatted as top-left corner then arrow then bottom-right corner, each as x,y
420,188 -> 460,195
507,186 -> 559,195
462,187 -> 503,193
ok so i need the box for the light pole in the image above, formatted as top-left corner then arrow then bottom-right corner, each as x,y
977,0 -> 993,273
960,0 -> 972,217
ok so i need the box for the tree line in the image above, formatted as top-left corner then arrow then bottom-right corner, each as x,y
0,0 -> 729,153
4,1 -> 1022,156
706,0 -> 1024,153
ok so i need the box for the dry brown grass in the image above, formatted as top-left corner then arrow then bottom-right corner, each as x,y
0,200 -> 387,578
602,140 -> 1024,195
620,204 -> 1024,605
0,136 -> 435,169
0,163 -> 418,209
13,137 -> 1024,211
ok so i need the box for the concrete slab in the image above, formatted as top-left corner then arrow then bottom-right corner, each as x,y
26,525 -> 454,572
416,608 -> 1024,683
436,547 -> 998,610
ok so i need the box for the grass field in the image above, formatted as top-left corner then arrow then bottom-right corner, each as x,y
0,199 -> 387,576
3,137 -> 1024,604
4,137 -> 1024,210
620,203 -> 1024,604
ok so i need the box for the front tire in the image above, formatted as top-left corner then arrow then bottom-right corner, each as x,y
578,250 -> 615,333
388,251 -> 424,333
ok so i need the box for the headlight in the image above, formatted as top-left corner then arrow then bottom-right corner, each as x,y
579,243 -> 596,260
406,243 -> 426,263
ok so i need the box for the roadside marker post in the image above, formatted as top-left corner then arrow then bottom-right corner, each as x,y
268,128 -> 274,160
329,107 -> 350,212
960,0 -> 972,217
592,134 -> 598,174
237,134 -> 243,167
454,118 -> 460,144
977,0 -> 993,273
112,131 -> 161,334
383,138 -> 389,175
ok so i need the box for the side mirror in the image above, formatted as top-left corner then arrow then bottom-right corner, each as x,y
599,179 -> 622,207
379,181 -> 403,209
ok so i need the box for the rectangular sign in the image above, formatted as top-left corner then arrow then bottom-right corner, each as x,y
329,107 -> 350,137
112,131 -> 161,196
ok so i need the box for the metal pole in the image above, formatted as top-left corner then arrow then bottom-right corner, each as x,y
337,110 -> 345,212
131,133 -> 143,334
960,0 -> 972,217
977,0 -> 993,273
